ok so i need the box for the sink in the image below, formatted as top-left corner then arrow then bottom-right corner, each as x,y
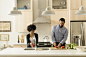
24,48 -> 49,50
24,48 -> 35,50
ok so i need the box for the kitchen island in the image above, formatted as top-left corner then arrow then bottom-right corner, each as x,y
0,48 -> 86,57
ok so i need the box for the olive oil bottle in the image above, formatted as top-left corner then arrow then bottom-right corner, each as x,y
18,35 -> 20,43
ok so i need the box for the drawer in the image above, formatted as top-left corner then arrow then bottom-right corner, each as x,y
13,45 -> 27,48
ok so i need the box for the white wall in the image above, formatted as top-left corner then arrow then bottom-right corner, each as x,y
0,0 -> 16,47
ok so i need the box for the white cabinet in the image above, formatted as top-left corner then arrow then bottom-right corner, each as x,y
13,43 -> 27,48
15,0 -> 33,32
15,11 -> 33,32
70,0 -> 81,10
70,0 -> 86,10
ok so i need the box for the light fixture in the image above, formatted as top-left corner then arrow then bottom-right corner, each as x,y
9,0 -> 22,15
9,7 -> 22,15
75,0 -> 86,15
42,0 -> 55,16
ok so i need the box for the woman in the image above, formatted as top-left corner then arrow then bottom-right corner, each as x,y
26,24 -> 38,48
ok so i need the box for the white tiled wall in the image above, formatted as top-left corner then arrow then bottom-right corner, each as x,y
35,24 -> 51,42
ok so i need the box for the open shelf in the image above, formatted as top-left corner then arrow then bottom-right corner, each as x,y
52,0 -> 67,9
17,0 -> 31,10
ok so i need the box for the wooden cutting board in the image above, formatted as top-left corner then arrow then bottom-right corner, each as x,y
50,47 -> 66,50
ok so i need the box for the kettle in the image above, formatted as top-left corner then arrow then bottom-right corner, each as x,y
43,36 -> 49,42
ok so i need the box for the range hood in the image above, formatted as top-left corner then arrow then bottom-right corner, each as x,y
33,0 -> 50,24
33,17 -> 50,24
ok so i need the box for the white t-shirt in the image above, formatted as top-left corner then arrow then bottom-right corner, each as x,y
30,36 -> 35,44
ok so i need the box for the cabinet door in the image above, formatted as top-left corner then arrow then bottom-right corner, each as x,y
70,0 -> 81,10
15,11 -> 33,32
82,0 -> 86,9
51,11 -> 69,31
70,10 -> 84,20
15,12 -> 25,32
23,11 -> 33,30
13,45 -> 27,48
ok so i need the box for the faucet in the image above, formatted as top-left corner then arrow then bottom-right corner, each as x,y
35,38 -> 37,51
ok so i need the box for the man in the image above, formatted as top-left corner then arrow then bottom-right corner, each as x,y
51,18 -> 68,47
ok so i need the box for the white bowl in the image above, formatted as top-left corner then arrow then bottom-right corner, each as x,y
74,46 -> 86,52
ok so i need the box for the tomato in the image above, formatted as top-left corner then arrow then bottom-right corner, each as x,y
62,46 -> 65,48
55,46 -> 57,48
61,46 -> 65,49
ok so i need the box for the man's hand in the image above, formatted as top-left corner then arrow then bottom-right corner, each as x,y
54,42 -> 56,46
58,43 -> 61,47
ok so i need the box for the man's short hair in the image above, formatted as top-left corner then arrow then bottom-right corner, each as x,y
59,18 -> 65,23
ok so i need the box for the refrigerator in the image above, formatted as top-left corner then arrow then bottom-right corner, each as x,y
70,21 -> 86,46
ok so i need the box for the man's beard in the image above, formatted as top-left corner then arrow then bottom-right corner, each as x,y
59,25 -> 63,28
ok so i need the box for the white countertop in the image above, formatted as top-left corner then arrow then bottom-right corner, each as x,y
0,48 -> 86,56
13,43 -> 27,45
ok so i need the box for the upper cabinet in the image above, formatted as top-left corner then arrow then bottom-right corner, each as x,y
15,0 -> 33,32
70,10 -> 84,20
51,0 -> 69,11
15,11 -> 33,32
70,0 -> 86,10
70,10 -> 86,21
70,0 -> 86,20
70,0 -> 81,10
82,0 -> 86,9
15,0 -> 33,11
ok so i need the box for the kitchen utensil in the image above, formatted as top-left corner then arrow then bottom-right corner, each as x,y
37,42 -> 51,47
63,6 -> 66,9
60,2 -> 65,5
59,6 -> 63,9
43,36 -> 49,42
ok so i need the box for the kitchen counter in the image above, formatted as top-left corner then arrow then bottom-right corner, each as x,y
13,43 -> 27,45
0,48 -> 86,57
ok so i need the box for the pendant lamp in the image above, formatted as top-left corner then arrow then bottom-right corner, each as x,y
75,0 -> 86,15
42,0 -> 55,16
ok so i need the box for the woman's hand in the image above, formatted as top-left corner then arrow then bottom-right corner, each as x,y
30,43 -> 34,48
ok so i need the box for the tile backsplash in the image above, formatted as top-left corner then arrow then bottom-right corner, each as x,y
35,24 -> 52,42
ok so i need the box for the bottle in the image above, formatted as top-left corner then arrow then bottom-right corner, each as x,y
4,44 -> 5,48
18,35 -> 20,43
24,5 -> 27,9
